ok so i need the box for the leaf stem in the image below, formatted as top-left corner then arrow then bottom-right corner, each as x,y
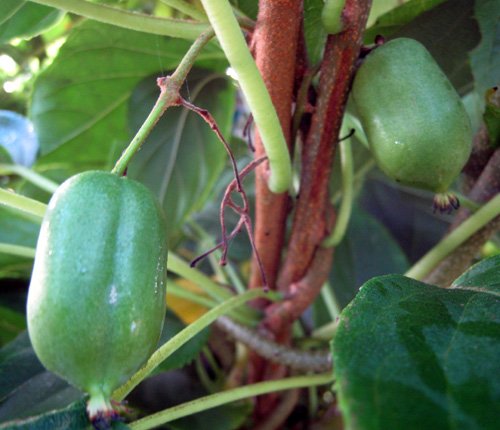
0,164 -> 59,194
26,0 -> 208,39
0,188 -> 46,221
158,0 -> 208,22
113,288 -> 281,402
199,0 -> 292,193
128,369 -> 335,430
406,192 -> 500,280
0,243 -> 36,259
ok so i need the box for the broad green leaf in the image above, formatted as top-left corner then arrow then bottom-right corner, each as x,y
484,88 -> 500,145
327,206 -> 408,309
333,261 -> 500,430
469,0 -> 500,99
0,400 -> 92,430
0,1 -> 64,44
366,0 -> 405,27
389,0 -> 480,95
0,332 -> 83,423
169,400 -> 252,430
0,206 -> 39,279
127,69 -> 235,239
155,308 -> 210,372
29,20 -> 226,179
229,0 -> 258,20
303,0 -> 327,65
364,0 -> 480,95
0,306 -> 25,347
364,0 -> 447,43
452,253 -> 500,289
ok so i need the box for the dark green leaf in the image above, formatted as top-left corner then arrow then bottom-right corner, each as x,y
169,400 -> 252,430
0,206 -> 39,279
303,0 -> 327,65
0,306 -> 25,346
229,0 -> 258,20
364,0 -> 447,43
469,0 -> 500,99
29,20 -> 226,180
127,69 -> 235,239
326,206 -> 408,310
484,88 -> 500,145
129,369 -> 252,430
155,308 -> 210,372
0,332 -> 83,424
0,0 -> 64,44
333,265 -> 500,430
452,254 -> 500,290
0,400 -> 91,430
367,0 -> 480,95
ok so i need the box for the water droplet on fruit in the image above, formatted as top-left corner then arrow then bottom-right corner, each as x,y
109,285 -> 118,304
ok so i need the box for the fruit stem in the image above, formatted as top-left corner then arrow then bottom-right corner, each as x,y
128,369 -> 335,430
86,391 -> 118,425
199,0 -> 292,193
113,288 -> 282,402
111,82 -> 175,177
406,192 -> 500,280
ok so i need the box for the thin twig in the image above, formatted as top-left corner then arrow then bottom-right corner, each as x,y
180,98 -> 243,192
216,316 -> 332,372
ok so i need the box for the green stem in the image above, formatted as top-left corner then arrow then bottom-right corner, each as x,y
199,0 -> 292,193
159,0 -> 208,22
27,0 -> 208,39
0,164 -> 59,194
0,188 -> 46,221
168,252 -> 234,301
167,278 -> 257,325
167,278 -> 218,308
112,23 -> 231,176
322,136 -> 354,247
321,0 -> 347,34
406,192 -> 500,280
128,370 -> 335,430
319,281 -> 342,321
113,288 -> 280,402
0,243 -> 36,259
312,320 -> 339,341
111,87 -> 174,176
452,191 -> 482,212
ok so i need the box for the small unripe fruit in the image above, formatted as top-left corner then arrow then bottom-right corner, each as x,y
352,38 -> 473,211
27,171 -> 168,423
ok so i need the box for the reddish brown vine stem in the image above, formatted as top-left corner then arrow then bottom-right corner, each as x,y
249,0 -> 303,293
276,1 -> 372,294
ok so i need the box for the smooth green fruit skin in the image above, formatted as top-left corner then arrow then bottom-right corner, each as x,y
352,38 -> 473,193
27,171 -> 168,401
